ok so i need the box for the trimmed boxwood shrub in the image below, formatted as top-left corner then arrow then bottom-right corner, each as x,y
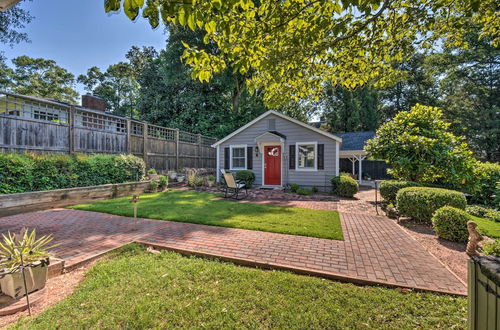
379,180 -> 420,204
235,170 -> 255,188
396,187 -> 467,222
331,173 -> 359,198
432,206 -> 470,242
0,153 -> 145,194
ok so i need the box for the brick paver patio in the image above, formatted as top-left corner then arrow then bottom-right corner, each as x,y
0,205 -> 466,295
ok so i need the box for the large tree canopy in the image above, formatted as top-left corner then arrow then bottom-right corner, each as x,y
7,55 -> 78,104
105,0 -> 498,107
0,0 -> 32,46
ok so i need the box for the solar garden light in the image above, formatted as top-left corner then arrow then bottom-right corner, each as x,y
130,195 -> 140,230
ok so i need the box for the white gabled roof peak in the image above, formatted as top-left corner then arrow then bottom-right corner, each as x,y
212,110 -> 342,147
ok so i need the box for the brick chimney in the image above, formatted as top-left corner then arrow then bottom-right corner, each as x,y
82,94 -> 106,111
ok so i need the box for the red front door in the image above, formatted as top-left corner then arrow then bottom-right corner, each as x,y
264,145 -> 281,185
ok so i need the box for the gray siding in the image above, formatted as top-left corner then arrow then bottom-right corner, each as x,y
218,114 -> 338,189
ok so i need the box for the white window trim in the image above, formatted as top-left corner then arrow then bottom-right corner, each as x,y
295,141 -> 318,171
230,144 -> 247,170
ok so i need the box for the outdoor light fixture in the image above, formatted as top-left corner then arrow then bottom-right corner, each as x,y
0,0 -> 21,11
255,145 -> 259,157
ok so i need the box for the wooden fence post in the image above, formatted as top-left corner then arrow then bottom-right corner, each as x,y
68,106 -> 75,154
126,119 -> 131,154
175,129 -> 180,171
143,123 -> 148,168
197,134 -> 202,168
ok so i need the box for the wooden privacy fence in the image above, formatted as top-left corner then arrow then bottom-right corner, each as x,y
0,92 -> 217,171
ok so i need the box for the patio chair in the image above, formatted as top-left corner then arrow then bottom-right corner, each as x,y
223,172 -> 247,199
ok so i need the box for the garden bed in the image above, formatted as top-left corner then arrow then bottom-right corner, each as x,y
11,244 -> 467,329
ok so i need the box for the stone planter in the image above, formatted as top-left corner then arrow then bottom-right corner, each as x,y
176,176 -> 185,183
0,261 -> 48,299
148,174 -> 160,181
169,172 -> 177,180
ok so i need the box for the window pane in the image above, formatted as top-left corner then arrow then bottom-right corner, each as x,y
233,158 -> 245,168
298,145 -> 315,168
232,147 -> 246,168
233,148 -> 245,157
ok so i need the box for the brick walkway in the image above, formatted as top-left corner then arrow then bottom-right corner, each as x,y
0,207 -> 466,295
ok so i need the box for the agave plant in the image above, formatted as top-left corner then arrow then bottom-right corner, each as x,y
0,228 -> 58,272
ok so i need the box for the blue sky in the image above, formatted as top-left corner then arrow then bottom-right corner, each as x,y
1,0 -> 166,95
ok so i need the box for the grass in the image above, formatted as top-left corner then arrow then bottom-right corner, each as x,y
472,215 -> 500,239
68,189 -> 343,240
13,244 -> 467,329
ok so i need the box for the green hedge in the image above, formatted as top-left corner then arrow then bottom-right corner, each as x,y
236,170 -> 256,188
0,153 -> 145,194
379,180 -> 420,204
396,187 -> 467,223
431,206 -> 470,242
331,174 -> 359,198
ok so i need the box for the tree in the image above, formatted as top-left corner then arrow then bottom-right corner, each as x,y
428,34 -> 500,162
0,1 -> 32,46
106,0 -> 497,107
365,104 -> 476,188
7,56 -> 78,103
0,55 -> 13,90
320,84 -> 379,133
136,25 -> 268,138
77,47 -> 157,117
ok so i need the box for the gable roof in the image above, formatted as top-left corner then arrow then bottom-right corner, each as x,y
212,110 -> 342,147
335,131 -> 375,151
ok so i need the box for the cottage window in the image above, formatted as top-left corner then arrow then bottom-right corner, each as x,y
230,145 -> 247,170
296,142 -> 317,170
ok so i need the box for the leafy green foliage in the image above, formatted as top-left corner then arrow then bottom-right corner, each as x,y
69,190 -> 344,240
159,175 -> 168,189
187,173 -> 204,187
0,2 -> 33,46
106,0 -> 497,108
432,206 -> 470,242
0,153 -> 145,194
366,104 -> 476,188
331,173 -> 359,198
466,205 -> 500,222
289,184 -> 300,193
297,188 -> 312,196
396,187 -> 467,223
147,168 -> 157,175
482,239 -> 500,256
468,162 -> 500,207
6,56 -> 78,104
311,186 -> 319,193
235,170 -> 255,188
13,245 -> 467,328
379,180 -> 420,204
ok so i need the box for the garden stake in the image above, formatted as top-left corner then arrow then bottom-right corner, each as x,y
19,253 -> 32,316
130,195 -> 139,231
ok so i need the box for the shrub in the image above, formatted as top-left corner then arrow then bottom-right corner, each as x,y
236,170 -> 255,188
431,206 -> 470,242
482,239 -> 500,256
290,184 -> 300,193
311,186 -> 319,193
331,174 -> 359,198
147,168 -> 158,175
0,153 -> 145,194
207,175 -> 215,181
159,176 -> 168,189
379,180 -> 420,204
466,205 -> 489,218
469,162 -> 500,207
396,187 -> 467,222
297,188 -> 312,195
187,173 -> 204,187
484,210 -> 500,222
148,180 -> 159,191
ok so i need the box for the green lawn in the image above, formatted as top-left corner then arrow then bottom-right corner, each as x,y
472,215 -> 500,239
68,190 -> 343,240
13,244 -> 467,329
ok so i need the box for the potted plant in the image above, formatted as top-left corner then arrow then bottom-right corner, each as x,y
158,175 -> 168,191
207,175 -> 216,187
0,229 -> 57,299
176,169 -> 186,183
148,180 -> 159,193
147,168 -> 159,181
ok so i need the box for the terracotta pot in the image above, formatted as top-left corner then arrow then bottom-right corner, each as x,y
0,261 -> 48,299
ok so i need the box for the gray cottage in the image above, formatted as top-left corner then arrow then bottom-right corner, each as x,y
212,110 -> 343,190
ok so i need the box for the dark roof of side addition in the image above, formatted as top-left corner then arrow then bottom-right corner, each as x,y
335,131 -> 376,151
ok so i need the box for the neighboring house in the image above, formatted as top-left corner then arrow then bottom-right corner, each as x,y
335,131 -> 375,181
212,110 -> 342,190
